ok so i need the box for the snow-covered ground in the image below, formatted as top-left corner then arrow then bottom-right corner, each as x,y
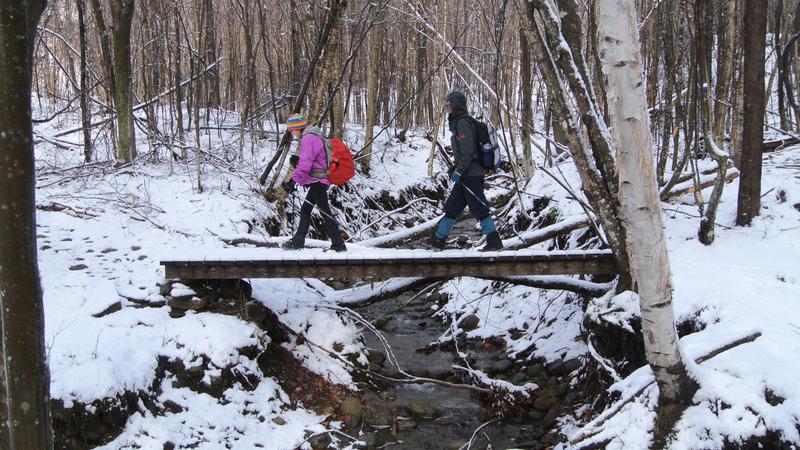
561,147 -> 800,449
32,97 -> 800,449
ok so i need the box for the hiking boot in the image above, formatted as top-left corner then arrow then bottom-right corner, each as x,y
280,239 -> 304,250
326,243 -> 347,253
420,235 -> 446,251
479,231 -> 504,252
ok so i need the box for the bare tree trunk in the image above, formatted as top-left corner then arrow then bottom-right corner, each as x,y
329,28 -> 345,139
515,0 -> 633,290
89,0 -> 115,97
415,19 -> 430,128
0,1 -> 54,448
657,3 -> 676,185
778,1 -> 800,131
396,24 -> 413,131
288,0 -> 302,110
308,0 -> 347,136
362,3 -> 383,175
776,0 -> 787,130
173,0 -> 185,150
193,62 -> 203,193
201,0 -> 220,108
736,0 -> 767,226
239,0 -> 256,159
76,0 -> 93,162
519,28 -> 534,178
695,0 -> 714,143
89,0 -> 118,155
713,0 -> 738,142
596,0 -> 697,443
111,0 -> 137,164
730,56 -> 745,167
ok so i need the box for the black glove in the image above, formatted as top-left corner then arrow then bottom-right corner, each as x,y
281,180 -> 297,193
289,154 -> 299,168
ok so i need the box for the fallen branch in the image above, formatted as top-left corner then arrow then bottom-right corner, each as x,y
662,170 -> 739,201
349,197 -> 438,242
355,215 -> 442,248
458,419 -> 501,450
36,201 -> 100,219
372,281 -> 444,321
762,136 -> 800,152
480,275 -> 612,297
503,216 -> 592,250
570,331 -> 762,447
325,277 -> 436,307
663,163 -> 734,190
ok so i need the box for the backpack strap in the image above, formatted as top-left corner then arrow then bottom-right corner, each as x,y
457,116 -> 480,160
303,128 -> 332,178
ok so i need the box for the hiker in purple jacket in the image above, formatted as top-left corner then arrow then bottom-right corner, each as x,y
280,114 -> 347,252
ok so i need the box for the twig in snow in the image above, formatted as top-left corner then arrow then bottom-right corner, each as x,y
292,429 -> 360,450
458,419 -> 501,450
372,282 -> 444,322
36,202 -> 100,219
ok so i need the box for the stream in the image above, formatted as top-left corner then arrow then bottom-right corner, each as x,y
349,286 -> 556,450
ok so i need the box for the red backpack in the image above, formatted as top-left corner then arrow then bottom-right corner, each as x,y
327,138 -> 355,185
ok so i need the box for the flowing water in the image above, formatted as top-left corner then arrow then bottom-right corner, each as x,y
352,287 -> 550,450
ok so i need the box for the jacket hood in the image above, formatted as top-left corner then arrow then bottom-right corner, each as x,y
302,125 -> 325,137
446,91 -> 467,114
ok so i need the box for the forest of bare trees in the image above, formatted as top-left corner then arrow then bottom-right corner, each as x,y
3,0 -> 798,446
30,0 -> 799,228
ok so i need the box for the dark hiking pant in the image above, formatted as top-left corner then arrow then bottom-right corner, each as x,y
291,182 -> 345,247
443,176 -> 491,221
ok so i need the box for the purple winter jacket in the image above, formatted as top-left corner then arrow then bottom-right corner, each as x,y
292,127 -> 330,186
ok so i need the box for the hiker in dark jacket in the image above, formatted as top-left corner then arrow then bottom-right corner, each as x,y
280,113 -> 347,252
422,91 -> 503,251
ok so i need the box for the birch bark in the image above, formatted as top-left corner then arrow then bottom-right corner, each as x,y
596,0 -> 697,440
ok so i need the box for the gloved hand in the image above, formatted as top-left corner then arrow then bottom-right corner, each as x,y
289,154 -> 299,168
281,179 -> 297,193
449,171 -> 461,184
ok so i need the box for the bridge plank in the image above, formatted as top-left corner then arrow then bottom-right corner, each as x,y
161,248 -> 617,280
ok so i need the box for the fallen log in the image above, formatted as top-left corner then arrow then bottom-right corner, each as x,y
480,275 -> 612,297
662,170 -> 739,201
763,136 -> 800,152
503,216 -> 592,250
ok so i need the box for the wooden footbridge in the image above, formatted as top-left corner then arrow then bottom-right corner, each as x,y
161,247 -> 617,280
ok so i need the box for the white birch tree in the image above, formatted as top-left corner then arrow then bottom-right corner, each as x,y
596,0 -> 697,444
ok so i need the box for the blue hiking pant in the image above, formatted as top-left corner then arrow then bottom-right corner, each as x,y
443,176 -> 491,222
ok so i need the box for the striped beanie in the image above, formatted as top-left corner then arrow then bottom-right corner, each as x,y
286,113 -> 307,131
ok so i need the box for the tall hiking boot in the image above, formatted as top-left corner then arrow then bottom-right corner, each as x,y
420,235 -> 446,251
281,239 -> 304,250
326,243 -> 347,253
480,231 -> 504,252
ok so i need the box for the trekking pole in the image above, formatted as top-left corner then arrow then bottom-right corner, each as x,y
282,184 -> 344,231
